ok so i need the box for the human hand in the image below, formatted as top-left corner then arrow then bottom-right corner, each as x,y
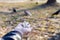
13,21 -> 32,35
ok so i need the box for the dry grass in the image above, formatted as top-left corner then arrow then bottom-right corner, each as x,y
0,2 -> 60,40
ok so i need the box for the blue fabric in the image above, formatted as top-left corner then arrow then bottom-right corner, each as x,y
3,37 -> 14,40
2,31 -> 22,40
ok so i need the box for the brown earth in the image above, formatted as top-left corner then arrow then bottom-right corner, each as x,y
0,2 -> 60,40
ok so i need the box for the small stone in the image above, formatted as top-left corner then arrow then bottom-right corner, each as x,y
24,10 -> 32,16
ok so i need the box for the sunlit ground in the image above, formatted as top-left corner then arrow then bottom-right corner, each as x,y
0,1 -> 60,40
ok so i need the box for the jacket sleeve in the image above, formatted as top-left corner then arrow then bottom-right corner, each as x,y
2,31 -> 22,40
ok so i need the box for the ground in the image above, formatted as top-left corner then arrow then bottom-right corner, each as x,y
0,2 -> 60,40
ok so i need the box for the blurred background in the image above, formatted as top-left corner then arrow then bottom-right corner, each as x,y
0,0 -> 60,40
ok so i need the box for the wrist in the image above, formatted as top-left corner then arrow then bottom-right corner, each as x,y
12,29 -> 24,36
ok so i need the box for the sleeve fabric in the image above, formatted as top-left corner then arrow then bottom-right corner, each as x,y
2,31 -> 22,40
